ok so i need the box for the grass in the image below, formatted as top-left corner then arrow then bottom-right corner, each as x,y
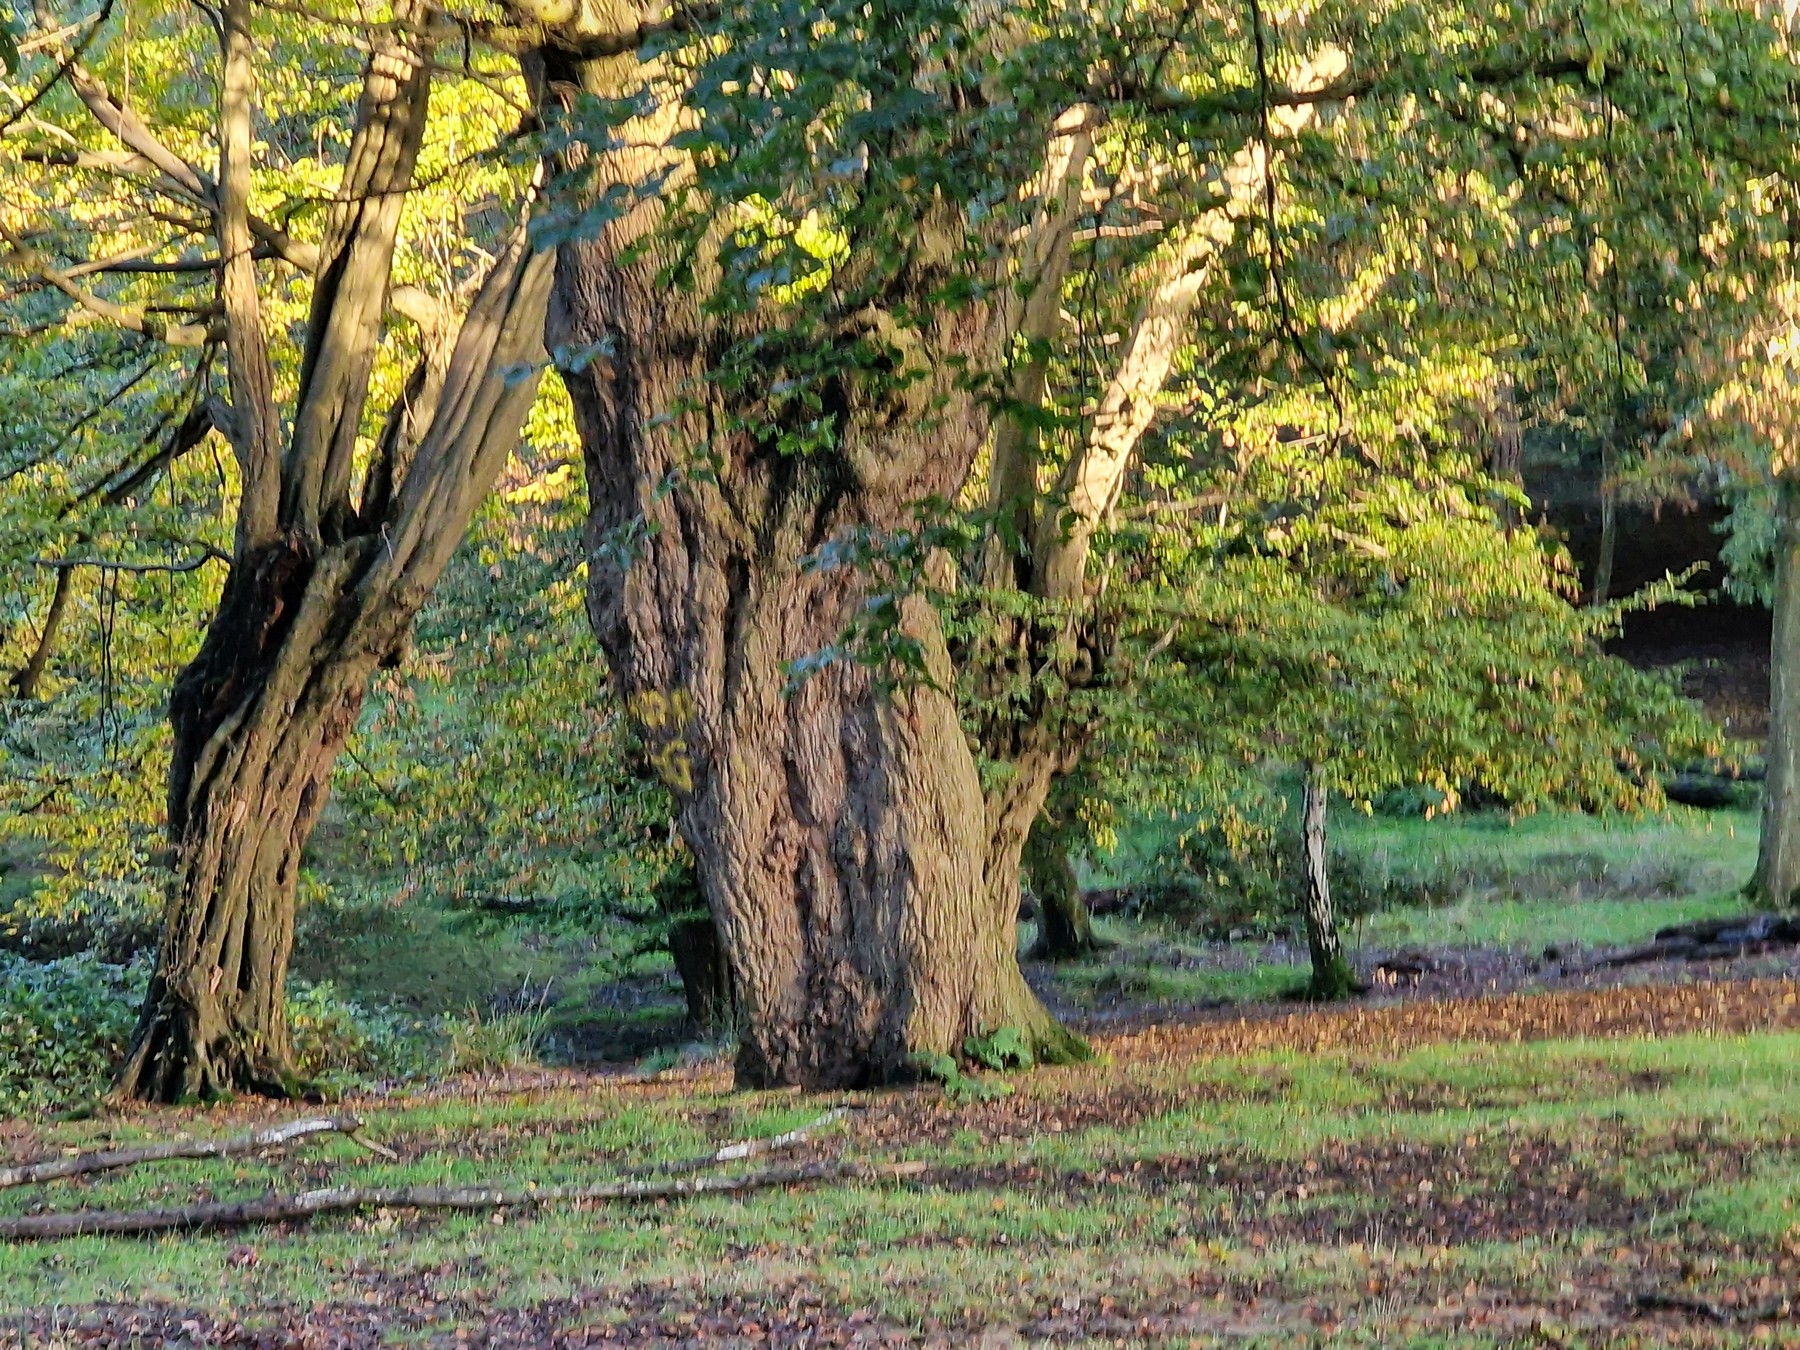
1354,891 -> 1747,950
4,1007 -> 1799,1344
5,803 -> 1792,1343
1336,803 -> 1759,906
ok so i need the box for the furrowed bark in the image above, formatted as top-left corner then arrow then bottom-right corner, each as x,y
548,34 -> 1072,1084
557,276 -> 1070,1081
117,221 -> 555,1102
546,28 -> 1366,1089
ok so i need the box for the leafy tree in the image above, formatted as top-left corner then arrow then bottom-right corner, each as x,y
2,0 -> 553,1098
525,0 -> 1789,1083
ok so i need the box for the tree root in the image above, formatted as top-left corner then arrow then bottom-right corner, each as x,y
0,1114 -> 377,1189
0,1160 -> 927,1239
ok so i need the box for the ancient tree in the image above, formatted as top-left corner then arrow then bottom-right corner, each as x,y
3,1 -> 554,1098
523,0 -> 1352,1086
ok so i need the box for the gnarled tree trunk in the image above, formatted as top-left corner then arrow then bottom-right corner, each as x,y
552,203 -> 1072,1089
1025,809 -> 1097,961
119,540 -> 393,1099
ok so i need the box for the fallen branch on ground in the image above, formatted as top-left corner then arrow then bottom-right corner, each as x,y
628,1108 -> 850,1178
0,1159 -> 927,1239
1631,1290 -> 1795,1323
1596,914 -> 1800,968
0,1115 -> 375,1190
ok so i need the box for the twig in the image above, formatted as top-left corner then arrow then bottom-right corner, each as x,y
0,1115 -> 370,1190
342,1131 -> 399,1162
1630,1290 -> 1795,1324
26,552 -> 228,574
629,1108 -> 850,1179
1631,1291 -> 1728,1322
0,1160 -> 927,1239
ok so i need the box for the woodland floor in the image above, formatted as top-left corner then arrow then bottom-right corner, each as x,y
4,969 -> 1800,1348
4,806 -> 1795,1346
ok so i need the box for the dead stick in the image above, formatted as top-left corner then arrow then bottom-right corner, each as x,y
0,1160 -> 927,1239
0,1116 -> 369,1190
629,1108 -> 850,1179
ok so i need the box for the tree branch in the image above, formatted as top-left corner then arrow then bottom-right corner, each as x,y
283,0 -> 437,544
27,548 -> 231,574
216,0 -> 284,549
461,2 -> 718,58
0,1159 -> 926,1238
0,1114 -> 371,1189
0,224 -> 222,346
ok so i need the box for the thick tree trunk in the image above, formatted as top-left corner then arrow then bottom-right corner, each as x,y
1025,808 -> 1097,961
1754,481 -> 1800,908
1299,767 -> 1355,1000
553,247 -> 1076,1089
115,539 -> 393,1101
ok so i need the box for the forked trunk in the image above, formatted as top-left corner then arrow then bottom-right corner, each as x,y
1754,480 -> 1800,908
553,242 -> 1075,1088
117,538 -> 387,1101
1299,767 -> 1355,1000
116,226 -> 556,1102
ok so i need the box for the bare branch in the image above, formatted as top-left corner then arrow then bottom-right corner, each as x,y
0,0 -> 117,139
28,548 -> 231,574
0,224 -> 223,346
65,64 -> 216,204
624,1109 -> 851,1179
0,1114 -> 369,1189
0,1160 -> 927,1239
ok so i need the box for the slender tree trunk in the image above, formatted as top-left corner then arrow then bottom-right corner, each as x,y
1754,480 -> 1800,908
8,566 -> 73,699
1299,767 -> 1354,1000
1591,430 -> 1618,606
1025,805 -> 1097,961
657,862 -> 735,1036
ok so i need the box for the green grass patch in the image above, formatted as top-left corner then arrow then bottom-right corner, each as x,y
5,1022 -> 1799,1339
